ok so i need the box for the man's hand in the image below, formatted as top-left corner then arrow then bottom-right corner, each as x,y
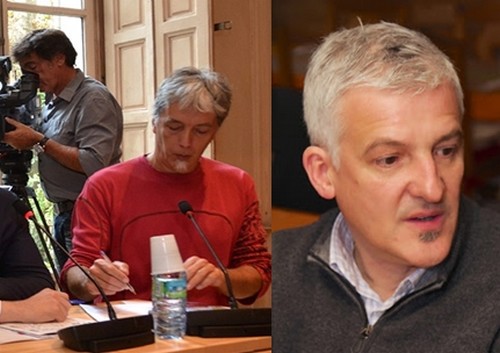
184,256 -> 263,300
0,288 -> 70,323
85,258 -> 132,297
184,256 -> 225,292
1,117 -> 43,150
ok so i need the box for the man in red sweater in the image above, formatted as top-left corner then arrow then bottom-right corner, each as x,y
61,67 -> 271,307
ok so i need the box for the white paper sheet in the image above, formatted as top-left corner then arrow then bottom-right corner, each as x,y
79,300 -> 230,322
0,317 -> 93,344
80,300 -> 153,322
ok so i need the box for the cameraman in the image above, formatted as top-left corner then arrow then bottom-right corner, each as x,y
2,29 -> 123,271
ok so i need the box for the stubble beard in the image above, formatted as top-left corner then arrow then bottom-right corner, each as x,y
419,230 -> 440,243
173,160 -> 190,173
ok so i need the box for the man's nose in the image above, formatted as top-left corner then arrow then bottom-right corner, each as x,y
179,130 -> 193,147
408,158 -> 445,203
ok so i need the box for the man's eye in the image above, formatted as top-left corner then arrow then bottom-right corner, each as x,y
167,125 -> 182,131
24,64 -> 37,71
436,145 -> 457,158
195,128 -> 210,135
375,155 -> 399,167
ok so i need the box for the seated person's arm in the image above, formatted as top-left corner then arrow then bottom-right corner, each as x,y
0,288 -> 70,323
0,191 -> 70,323
226,265 -> 266,299
184,257 -> 263,298
62,191 -> 132,301
66,258 -> 132,302
184,200 -> 271,302
0,195 -> 54,300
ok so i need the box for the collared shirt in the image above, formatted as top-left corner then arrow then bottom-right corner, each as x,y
329,213 -> 426,325
38,69 -> 123,202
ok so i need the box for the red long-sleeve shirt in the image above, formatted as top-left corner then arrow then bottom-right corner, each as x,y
61,156 -> 271,306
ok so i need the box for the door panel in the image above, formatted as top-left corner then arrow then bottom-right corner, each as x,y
212,0 -> 272,228
154,0 -> 211,82
105,0 -> 212,159
104,0 -> 156,159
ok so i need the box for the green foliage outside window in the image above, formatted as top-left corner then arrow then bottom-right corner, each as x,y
26,157 -> 58,277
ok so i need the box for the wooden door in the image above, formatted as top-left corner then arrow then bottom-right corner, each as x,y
104,0 -> 211,160
103,0 -> 156,160
212,0 -> 272,229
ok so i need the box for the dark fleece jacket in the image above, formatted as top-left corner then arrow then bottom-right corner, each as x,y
272,196 -> 500,353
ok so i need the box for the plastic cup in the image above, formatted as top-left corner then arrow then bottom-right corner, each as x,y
150,234 -> 184,275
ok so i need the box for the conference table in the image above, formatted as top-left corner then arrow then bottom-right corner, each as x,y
2,335 -> 271,353
1,304 -> 272,353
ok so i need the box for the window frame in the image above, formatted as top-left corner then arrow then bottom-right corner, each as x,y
0,0 -> 103,80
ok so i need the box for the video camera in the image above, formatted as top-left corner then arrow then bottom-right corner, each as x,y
0,56 -> 40,188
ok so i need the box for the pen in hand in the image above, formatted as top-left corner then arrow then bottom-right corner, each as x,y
99,250 -> 137,295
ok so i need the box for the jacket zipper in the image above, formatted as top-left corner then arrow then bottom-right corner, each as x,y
309,252 -> 446,352
309,253 -> 375,352
352,324 -> 374,352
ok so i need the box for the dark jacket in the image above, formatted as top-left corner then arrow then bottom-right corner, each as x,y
0,188 -> 54,299
273,196 -> 500,353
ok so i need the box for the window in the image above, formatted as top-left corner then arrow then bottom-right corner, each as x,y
1,0 -> 99,78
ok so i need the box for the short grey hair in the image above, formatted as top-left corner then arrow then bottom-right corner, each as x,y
303,22 -> 464,168
153,66 -> 232,126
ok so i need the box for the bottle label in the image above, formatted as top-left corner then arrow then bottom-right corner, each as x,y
154,278 -> 187,299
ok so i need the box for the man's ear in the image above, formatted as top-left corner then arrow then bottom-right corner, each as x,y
53,53 -> 66,67
302,146 -> 336,200
152,119 -> 157,134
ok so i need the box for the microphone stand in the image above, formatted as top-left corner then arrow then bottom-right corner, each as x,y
27,213 -> 117,321
6,185 -> 61,290
178,201 -> 271,338
15,200 -> 154,353
184,210 -> 238,309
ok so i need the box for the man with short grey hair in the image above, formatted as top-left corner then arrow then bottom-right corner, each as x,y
62,67 -> 271,308
273,22 -> 499,352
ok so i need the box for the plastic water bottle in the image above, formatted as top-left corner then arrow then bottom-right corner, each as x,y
151,271 -> 187,339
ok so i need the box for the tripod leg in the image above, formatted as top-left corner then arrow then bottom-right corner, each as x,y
23,188 -> 62,290
26,187 -> 52,236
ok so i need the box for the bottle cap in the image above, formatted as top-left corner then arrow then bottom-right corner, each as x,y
150,234 -> 184,275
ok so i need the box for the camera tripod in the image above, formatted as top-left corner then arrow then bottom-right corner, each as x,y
4,178 -> 62,290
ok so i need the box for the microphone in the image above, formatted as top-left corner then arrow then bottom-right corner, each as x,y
178,200 -> 238,309
13,199 -> 118,319
178,200 -> 271,338
12,199 -> 154,352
